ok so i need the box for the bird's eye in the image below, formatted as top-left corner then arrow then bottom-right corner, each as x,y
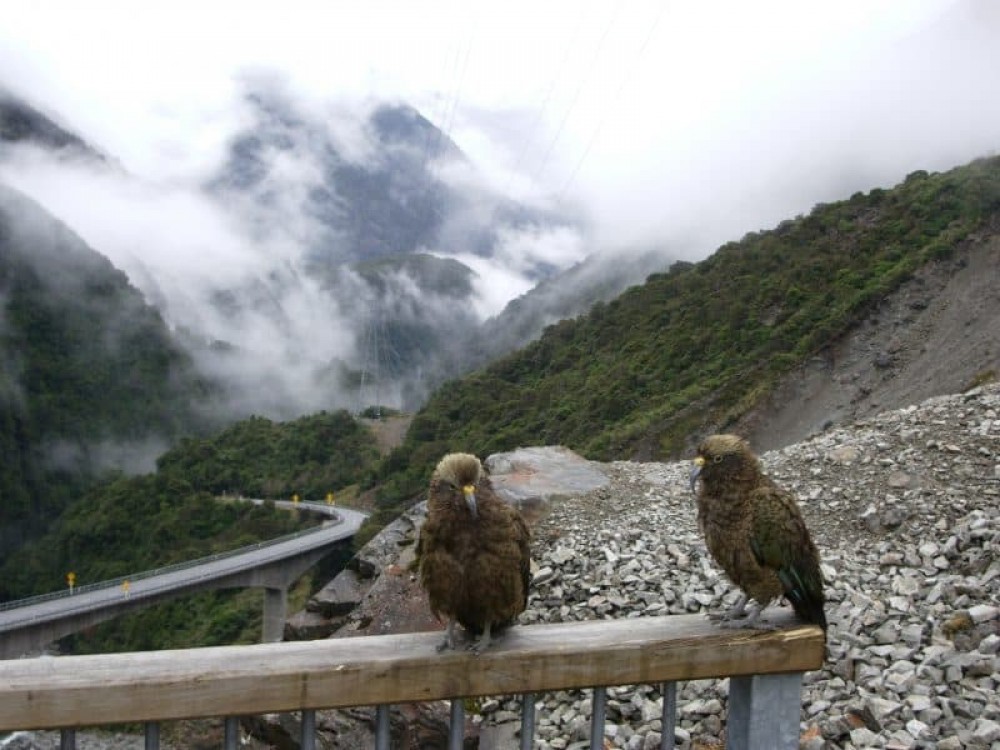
713,455 -> 723,464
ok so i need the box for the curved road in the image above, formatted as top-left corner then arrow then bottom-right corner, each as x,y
0,503 -> 368,650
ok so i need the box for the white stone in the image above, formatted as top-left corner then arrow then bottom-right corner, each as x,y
968,604 -> 999,624
973,718 -> 1000,744
866,696 -> 904,722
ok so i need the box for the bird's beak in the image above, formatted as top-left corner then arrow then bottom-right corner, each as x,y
689,456 -> 705,494
462,484 -> 478,517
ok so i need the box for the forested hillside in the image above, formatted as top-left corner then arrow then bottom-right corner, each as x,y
0,184 -> 216,554
371,156 -> 1000,520
156,409 -> 381,499
0,410 -> 380,651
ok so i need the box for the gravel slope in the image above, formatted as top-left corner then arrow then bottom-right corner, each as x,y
490,382 -> 1000,749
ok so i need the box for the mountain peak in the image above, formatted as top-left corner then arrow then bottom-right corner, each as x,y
0,89 -> 107,164
369,103 -> 461,161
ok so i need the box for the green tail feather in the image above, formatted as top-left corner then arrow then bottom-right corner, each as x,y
779,567 -> 827,630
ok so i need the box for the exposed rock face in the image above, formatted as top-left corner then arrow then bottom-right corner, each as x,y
737,234 -> 1000,453
286,384 -> 999,749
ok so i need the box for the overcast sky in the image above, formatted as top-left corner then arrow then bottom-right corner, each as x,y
2,0 -> 999,421
3,0 -> 998,255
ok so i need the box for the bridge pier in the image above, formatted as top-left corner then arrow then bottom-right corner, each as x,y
263,588 -> 288,643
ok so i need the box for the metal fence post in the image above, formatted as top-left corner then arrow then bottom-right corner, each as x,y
590,686 -> 607,750
376,704 -> 391,750
144,721 -> 160,750
520,692 -> 536,750
301,709 -> 316,750
726,672 -> 802,750
449,699 -> 465,750
224,716 -> 240,750
660,681 -> 677,750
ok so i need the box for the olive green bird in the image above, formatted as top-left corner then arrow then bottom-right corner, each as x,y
689,434 -> 827,630
416,452 -> 531,652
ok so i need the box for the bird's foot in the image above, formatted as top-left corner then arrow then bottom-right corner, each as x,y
468,638 -> 490,654
718,604 -> 776,630
468,624 -> 492,654
436,621 -> 457,652
708,594 -> 750,622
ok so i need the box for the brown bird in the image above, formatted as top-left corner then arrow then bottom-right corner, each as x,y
417,452 -> 531,652
689,434 -> 827,630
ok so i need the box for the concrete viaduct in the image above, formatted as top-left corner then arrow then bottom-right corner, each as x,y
0,503 -> 368,660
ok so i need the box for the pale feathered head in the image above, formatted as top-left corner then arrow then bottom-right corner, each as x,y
433,452 -> 484,517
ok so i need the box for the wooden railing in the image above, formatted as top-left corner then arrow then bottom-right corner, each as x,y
0,610 -> 825,750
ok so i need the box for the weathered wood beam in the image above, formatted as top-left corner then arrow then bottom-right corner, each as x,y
0,610 -> 824,731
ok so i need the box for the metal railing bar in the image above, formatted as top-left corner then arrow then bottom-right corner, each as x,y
727,672 -> 803,749
449,699 -> 465,750
144,721 -> 160,750
660,681 -> 677,750
59,728 -> 75,750
376,704 -> 391,750
300,709 -> 316,750
224,716 -> 239,750
589,686 -> 606,750
520,692 -> 536,750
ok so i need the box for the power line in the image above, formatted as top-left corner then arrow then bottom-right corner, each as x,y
506,3 -> 590,182
360,13 -> 478,412
428,9 -> 479,162
439,30 -> 475,148
557,2 -> 668,200
532,3 -> 623,182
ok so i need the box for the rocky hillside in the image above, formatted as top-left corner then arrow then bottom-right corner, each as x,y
282,381 -> 999,750
9,381 -> 998,750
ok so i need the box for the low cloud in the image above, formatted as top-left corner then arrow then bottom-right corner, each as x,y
2,0 -> 998,423
0,80 -> 591,421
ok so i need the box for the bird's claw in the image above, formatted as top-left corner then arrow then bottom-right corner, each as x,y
718,616 -> 777,631
468,636 -> 491,654
436,620 -> 458,652
708,611 -> 747,622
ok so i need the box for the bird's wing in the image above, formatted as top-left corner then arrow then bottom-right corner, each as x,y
409,521 -> 427,572
511,510 -> 532,607
416,511 -> 447,560
748,484 -> 826,624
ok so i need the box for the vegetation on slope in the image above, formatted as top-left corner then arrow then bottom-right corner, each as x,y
371,156 -> 1000,516
0,473 -> 312,600
156,410 -> 380,500
0,410 -> 379,651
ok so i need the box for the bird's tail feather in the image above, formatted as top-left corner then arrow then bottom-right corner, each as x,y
780,568 -> 828,631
